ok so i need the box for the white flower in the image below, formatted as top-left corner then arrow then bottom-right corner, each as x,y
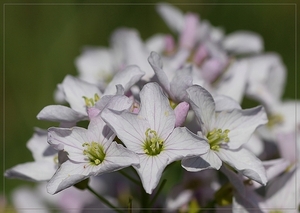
47,114 -> 139,194
101,82 -> 209,194
182,85 -> 268,185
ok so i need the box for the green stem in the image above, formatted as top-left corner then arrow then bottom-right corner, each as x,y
128,197 -> 132,213
118,170 -> 140,185
141,186 -> 150,213
149,179 -> 167,207
87,185 -> 124,213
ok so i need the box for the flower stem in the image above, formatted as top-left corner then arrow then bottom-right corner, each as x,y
86,185 -> 124,213
118,170 -> 140,185
149,179 -> 167,207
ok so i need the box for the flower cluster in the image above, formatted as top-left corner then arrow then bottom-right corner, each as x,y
5,3 -> 299,213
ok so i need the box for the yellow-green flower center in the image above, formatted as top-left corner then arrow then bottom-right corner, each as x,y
82,141 -> 105,165
267,113 -> 284,128
82,93 -> 100,107
143,128 -> 164,156
207,128 -> 230,151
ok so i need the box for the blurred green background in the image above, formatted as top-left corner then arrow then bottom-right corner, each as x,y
1,0 -> 297,209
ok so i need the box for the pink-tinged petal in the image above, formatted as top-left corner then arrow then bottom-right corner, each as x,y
47,160 -> 90,194
217,106 -> 268,149
276,132 -> 297,164
164,35 -> 175,53
103,65 -> 145,96
193,44 -> 208,65
139,83 -> 175,139
61,75 -> 102,115
179,13 -> 199,49
174,102 -> 190,127
101,108 -> 149,153
156,2 -> 185,34
37,105 -> 86,123
216,148 -> 267,185
87,107 -> 101,119
148,52 -> 171,94
182,150 -> 222,172
134,154 -> 169,194
201,58 -> 225,83
214,95 -> 242,112
186,85 -> 216,134
164,127 -> 209,156
215,59 -> 248,104
222,31 -> 264,54
5,161 -> 57,181
170,66 -> 193,102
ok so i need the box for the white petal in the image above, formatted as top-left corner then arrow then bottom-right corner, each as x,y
215,59 -> 248,104
217,106 -> 268,149
156,2 -> 184,34
103,65 -> 145,95
217,148 -> 267,185
222,31 -> 264,54
75,47 -> 114,87
139,82 -> 175,139
134,154 -> 169,194
145,34 -> 167,53
37,105 -> 86,123
48,127 -> 87,159
101,142 -> 140,173
5,161 -> 56,181
148,52 -> 171,94
170,66 -> 193,102
182,150 -> 222,172
61,75 -> 102,115
101,108 -> 150,153
186,85 -> 215,134
164,127 -> 209,157
47,160 -> 89,194
214,95 -> 242,111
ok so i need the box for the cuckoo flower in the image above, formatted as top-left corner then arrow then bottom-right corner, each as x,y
38,65 -> 144,124
182,85 -> 268,185
101,82 -> 209,194
47,113 -> 139,194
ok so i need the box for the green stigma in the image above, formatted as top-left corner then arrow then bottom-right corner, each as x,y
143,128 -> 164,156
267,113 -> 283,128
169,99 -> 177,109
82,141 -> 105,165
207,128 -> 230,151
83,93 -> 100,107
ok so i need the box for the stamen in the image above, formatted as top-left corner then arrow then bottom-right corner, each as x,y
82,93 -> 100,107
207,128 -> 230,151
143,128 -> 164,156
82,141 -> 105,165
